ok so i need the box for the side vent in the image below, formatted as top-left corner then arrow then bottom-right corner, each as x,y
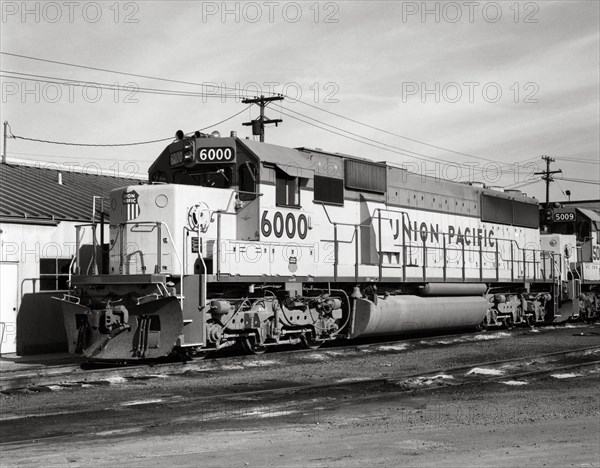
345,160 -> 386,194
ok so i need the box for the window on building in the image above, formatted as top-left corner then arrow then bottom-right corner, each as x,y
276,169 -> 300,207
314,175 -> 344,205
40,258 -> 71,291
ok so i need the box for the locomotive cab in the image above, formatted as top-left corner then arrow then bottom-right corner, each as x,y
544,204 -> 600,320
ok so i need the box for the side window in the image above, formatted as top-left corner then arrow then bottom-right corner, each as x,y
276,169 -> 300,207
150,171 -> 167,183
238,162 -> 257,201
579,221 -> 591,240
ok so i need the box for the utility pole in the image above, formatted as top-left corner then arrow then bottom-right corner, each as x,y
242,95 -> 283,142
2,121 -> 7,164
534,155 -> 562,209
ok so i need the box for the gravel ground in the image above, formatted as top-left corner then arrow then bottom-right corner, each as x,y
1,324 -> 599,467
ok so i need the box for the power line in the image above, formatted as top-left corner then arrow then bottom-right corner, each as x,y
504,179 -> 541,190
280,105 -> 540,181
293,99 -> 500,164
2,51 -> 496,164
6,107 -> 250,147
7,66 -> 499,170
558,177 -> 600,186
0,52 -> 250,95
280,105 -> 453,166
11,133 -> 172,147
0,71 -> 246,100
546,154 -> 600,162
7,151 -> 151,162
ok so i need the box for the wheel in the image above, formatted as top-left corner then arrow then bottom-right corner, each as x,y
241,336 -> 267,355
300,334 -> 322,350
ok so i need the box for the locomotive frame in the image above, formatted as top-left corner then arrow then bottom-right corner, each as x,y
56,132 -> 600,359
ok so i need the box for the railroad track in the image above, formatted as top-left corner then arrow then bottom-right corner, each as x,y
0,328 -> 492,392
1,345 -> 598,434
0,324 -> 596,393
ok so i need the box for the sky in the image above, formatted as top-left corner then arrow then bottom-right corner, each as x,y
1,0 -> 599,201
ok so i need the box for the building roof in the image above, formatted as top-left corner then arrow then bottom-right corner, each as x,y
0,163 -> 140,224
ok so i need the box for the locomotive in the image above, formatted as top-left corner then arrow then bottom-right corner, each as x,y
56,130 -> 600,360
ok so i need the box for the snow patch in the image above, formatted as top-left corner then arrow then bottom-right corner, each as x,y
303,353 -> 328,361
550,373 -> 583,379
242,360 -> 279,367
336,377 -> 373,383
378,344 -> 409,351
104,376 -> 127,384
244,409 -> 298,418
394,374 -> 454,389
466,367 -> 505,376
501,380 -> 529,386
471,332 -> 511,341
121,398 -> 164,406
95,427 -> 143,436
221,365 -> 245,370
424,332 -> 510,346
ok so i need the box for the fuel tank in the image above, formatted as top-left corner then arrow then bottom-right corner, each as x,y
350,295 -> 488,338
419,283 -> 487,296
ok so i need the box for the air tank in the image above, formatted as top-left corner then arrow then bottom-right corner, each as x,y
350,295 -> 488,338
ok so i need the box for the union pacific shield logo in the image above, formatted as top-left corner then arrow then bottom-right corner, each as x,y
122,190 -> 140,221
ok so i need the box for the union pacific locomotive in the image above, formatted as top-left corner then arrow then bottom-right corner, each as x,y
56,131 -> 600,359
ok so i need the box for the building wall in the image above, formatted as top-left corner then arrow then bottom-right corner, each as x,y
0,220 -> 106,354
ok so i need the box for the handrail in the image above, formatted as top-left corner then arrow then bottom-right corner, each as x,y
73,220 -> 185,303
319,201 -> 555,283
20,276 -> 69,299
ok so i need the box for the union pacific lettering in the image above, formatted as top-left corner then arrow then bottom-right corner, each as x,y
390,219 -> 496,247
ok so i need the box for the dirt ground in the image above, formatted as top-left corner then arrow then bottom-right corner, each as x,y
1,326 -> 599,467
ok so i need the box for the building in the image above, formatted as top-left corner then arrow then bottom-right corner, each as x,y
0,162 -> 140,354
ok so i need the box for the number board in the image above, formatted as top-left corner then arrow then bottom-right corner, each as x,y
553,210 -> 576,223
197,147 -> 235,163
